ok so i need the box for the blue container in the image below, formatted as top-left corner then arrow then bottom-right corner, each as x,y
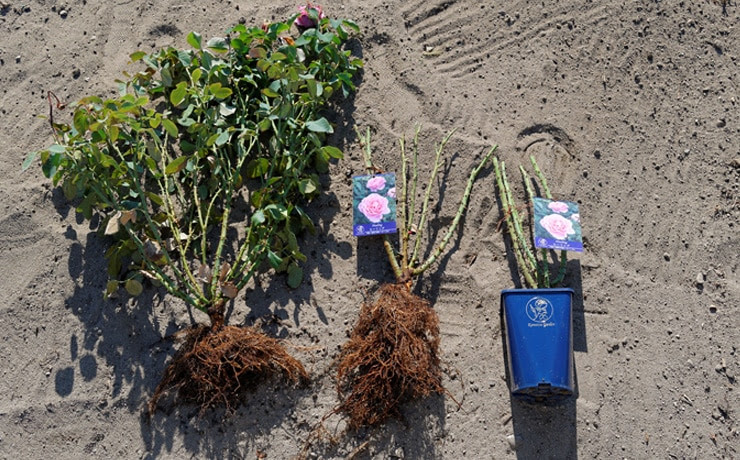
501,288 -> 574,403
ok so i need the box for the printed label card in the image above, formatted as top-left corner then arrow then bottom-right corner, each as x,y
532,197 -> 583,252
352,173 -> 397,236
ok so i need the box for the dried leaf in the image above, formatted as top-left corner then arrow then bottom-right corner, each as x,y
198,264 -> 212,283
164,238 -> 176,252
220,282 -> 238,299
119,209 -> 136,225
219,262 -> 231,283
104,211 -> 122,235
144,240 -> 163,261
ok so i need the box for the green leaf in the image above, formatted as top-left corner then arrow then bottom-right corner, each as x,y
320,145 -> 343,159
207,37 -> 229,52
306,78 -> 323,98
187,31 -> 202,50
264,204 -> 288,221
267,250 -> 283,270
246,158 -> 270,178
208,83 -> 232,99
177,50 -> 192,67
251,209 -> 265,225
305,117 -> 333,133
41,153 -> 62,179
73,110 -> 89,134
170,82 -> 187,106
129,51 -> 147,62
105,280 -> 119,298
219,103 -> 236,117
164,156 -> 188,175
287,263 -> 303,289
298,178 -> 317,195
261,87 -> 280,98
215,130 -> 230,146
22,151 -> 37,171
125,279 -> 143,296
162,119 -> 178,138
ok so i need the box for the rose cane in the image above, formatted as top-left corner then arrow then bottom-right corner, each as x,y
335,127 -> 497,428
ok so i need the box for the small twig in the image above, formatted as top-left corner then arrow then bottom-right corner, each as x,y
46,91 -> 65,143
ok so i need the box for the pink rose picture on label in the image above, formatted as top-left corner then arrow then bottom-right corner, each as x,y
533,197 -> 583,252
353,173 -> 397,236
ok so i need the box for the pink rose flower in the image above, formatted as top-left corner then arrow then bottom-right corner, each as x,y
548,201 -> 569,213
539,214 -> 576,240
387,187 -> 396,198
571,213 -> 580,223
358,193 -> 391,223
366,176 -> 386,192
295,3 -> 325,28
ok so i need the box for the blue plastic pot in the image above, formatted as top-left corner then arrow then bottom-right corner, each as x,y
501,288 -> 574,403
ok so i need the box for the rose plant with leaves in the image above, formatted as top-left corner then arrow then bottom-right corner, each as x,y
24,8 -> 362,413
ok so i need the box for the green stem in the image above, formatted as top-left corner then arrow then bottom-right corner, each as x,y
110,142 -> 201,302
519,165 -> 549,288
530,155 -> 567,286
407,126 -> 420,255
409,129 -> 454,268
399,135 -> 409,271
412,145 -> 496,276
493,158 -> 537,289
501,162 -> 538,280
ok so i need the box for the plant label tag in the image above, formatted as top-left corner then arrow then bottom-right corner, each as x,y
532,197 -> 583,252
352,173 -> 397,236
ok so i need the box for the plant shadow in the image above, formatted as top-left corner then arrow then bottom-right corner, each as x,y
140,383 -> 311,459
310,393 -> 447,459
59,202 -> 180,411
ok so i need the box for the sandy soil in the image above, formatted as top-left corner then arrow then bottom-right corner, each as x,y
1,0 -> 738,458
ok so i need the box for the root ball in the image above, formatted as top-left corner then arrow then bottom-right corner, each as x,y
336,283 -> 443,428
149,325 -> 307,415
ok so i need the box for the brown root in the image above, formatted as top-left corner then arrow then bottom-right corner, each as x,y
148,325 -> 308,415
336,283 -> 444,429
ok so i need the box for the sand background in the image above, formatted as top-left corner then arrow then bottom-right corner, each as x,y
1,0 -> 738,458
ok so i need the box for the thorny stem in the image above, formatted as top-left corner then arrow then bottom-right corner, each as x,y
520,165 -> 549,288
493,158 -> 537,289
412,145 -> 497,276
501,162 -> 538,284
409,129 -> 453,268
86,182 -> 199,307
399,136 -> 409,271
530,156 -> 567,286
407,126 -> 420,253
111,141 -> 205,304
358,126 -> 493,285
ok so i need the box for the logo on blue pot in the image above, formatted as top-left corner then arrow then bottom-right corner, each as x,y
526,297 -> 554,324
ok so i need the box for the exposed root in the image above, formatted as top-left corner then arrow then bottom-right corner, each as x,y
336,283 -> 443,429
148,324 -> 308,416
